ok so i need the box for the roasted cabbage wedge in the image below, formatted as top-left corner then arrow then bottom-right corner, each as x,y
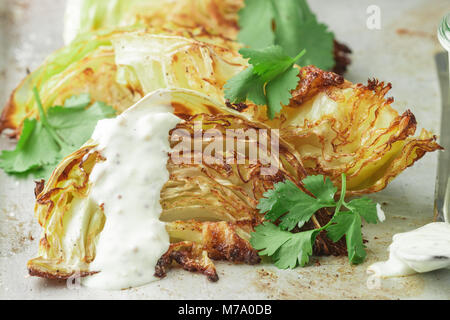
64,0 -> 242,44
240,67 -> 443,194
0,27 -> 244,135
28,89 -> 319,281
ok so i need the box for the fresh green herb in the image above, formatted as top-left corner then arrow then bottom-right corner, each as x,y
251,222 -> 319,269
0,88 -> 116,178
224,45 -> 305,119
238,0 -> 335,70
250,174 -> 379,269
226,0 -> 336,119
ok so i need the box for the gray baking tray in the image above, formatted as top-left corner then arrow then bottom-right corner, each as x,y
0,0 -> 449,299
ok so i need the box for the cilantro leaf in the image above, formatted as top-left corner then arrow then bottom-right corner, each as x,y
238,0 -> 335,70
250,222 -> 292,256
302,175 -> 337,205
252,173 -> 381,269
258,175 -> 337,231
271,0 -> 334,69
277,194 -> 325,231
265,67 -> 300,119
237,0 -> 275,49
273,229 -> 318,269
47,101 -> 116,148
256,181 -> 290,217
0,91 -> 116,178
224,46 -> 304,119
257,180 -> 306,222
325,196 -> 378,264
240,46 -> 299,80
0,119 -> 59,174
250,222 -> 318,269
223,66 -> 266,106
327,211 -> 367,264
283,19 -> 334,69
344,197 -> 378,224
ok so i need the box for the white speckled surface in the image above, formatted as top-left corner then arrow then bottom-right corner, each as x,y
0,0 -> 449,300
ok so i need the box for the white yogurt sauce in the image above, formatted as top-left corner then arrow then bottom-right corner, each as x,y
368,222 -> 450,278
82,93 -> 181,290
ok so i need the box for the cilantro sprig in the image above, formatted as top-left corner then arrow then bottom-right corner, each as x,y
225,0 -> 337,120
224,45 -> 305,119
238,0 -> 335,70
250,174 -> 379,269
0,88 -> 116,178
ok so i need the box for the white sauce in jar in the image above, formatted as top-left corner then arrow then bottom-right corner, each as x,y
82,93 -> 181,290
367,222 -> 450,278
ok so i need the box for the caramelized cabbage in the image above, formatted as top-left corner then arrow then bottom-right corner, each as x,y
64,0 -> 242,44
0,28 -> 243,135
28,80 -> 441,280
62,0 -> 351,73
28,90 -> 306,280
20,0 -> 442,283
2,29 -> 440,196
240,68 -> 443,194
